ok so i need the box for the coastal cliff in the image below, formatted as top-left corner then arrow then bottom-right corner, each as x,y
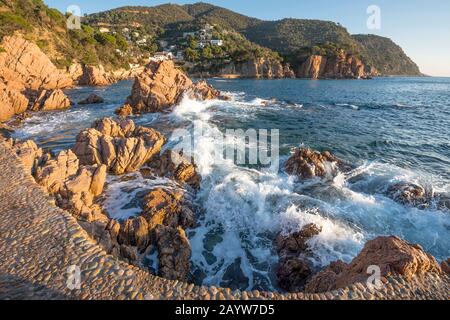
296,50 -> 378,79
216,58 -> 295,79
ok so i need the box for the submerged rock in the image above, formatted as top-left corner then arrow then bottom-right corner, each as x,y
78,93 -> 104,105
305,236 -> 442,293
120,60 -> 220,114
73,117 -> 165,175
285,148 -> 348,180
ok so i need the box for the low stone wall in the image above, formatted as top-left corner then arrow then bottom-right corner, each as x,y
0,139 -> 449,300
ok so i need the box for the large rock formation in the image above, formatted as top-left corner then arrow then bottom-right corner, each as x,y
0,35 -> 73,121
217,58 -> 295,79
0,35 -> 73,90
297,50 -> 378,79
121,60 -> 220,114
33,149 -> 108,222
285,148 -> 350,180
73,118 -> 165,175
305,236 -> 442,293
276,223 -> 322,292
7,139 -> 107,222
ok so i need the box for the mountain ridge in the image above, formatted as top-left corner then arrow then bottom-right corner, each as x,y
85,2 -> 421,76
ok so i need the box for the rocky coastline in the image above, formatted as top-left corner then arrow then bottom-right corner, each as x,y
0,34 -> 448,300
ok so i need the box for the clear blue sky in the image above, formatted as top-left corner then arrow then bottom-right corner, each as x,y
44,0 -> 450,76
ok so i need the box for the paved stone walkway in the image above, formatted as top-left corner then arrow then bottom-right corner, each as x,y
0,139 -> 449,300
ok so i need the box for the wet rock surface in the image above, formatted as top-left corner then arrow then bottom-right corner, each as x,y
285,148 -> 349,180
78,93 -> 105,105
276,223 -> 322,292
148,150 -> 202,189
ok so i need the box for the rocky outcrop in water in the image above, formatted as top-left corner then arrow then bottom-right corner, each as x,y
78,93 -> 104,105
73,118 -> 165,175
276,223 -> 322,292
120,60 -> 220,115
216,58 -> 295,79
148,150 -> 201,189
29,89 -> 72,111
385,182 -> 450,211
305,236 -> 442,293
297,50 -> 378,79
285,148 -> 349,180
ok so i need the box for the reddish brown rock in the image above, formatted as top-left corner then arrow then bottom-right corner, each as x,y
73,118 -> 165,175
152,225 -> 191,281
0,83 -> 29,122
121,60 -> 220,114
115,104 -> 133,117
275,223 -> 322,292
78,93 -> 104,105
149,150 -> 201,189
33,149 -> 108,222
297,50 -> 378,80
285,148 -> 347,180
118,216 -> 150,252
141,188 -> 195,230
0,35 -> 73,90
6,138 -> 46,174
30,89 -> 72,111
276,223 -> 322,257
305,236 -> 442,293
187,80 -> 220,100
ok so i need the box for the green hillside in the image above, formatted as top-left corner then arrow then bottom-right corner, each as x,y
0,0 -> 136,69
354,34 -> 422,76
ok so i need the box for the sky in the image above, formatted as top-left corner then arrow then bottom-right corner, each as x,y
43,0 -> 450,76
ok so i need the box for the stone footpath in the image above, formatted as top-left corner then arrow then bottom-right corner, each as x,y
0,140 -> 449,300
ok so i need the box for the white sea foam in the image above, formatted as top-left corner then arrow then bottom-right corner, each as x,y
169,94 -> 450,291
